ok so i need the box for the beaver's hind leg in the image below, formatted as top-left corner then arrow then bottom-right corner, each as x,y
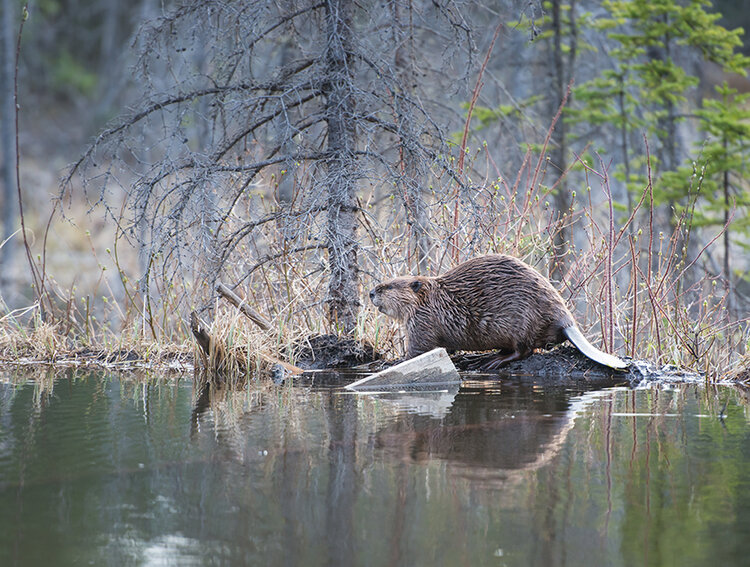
484,346 -> 531,370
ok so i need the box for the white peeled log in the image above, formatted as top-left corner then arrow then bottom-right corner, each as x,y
346,348 -> 461,390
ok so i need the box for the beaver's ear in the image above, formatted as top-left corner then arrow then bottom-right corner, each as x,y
410,280 -> 423,293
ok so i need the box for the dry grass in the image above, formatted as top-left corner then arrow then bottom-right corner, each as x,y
0,316 -> 66,361
1,141 -> 748,382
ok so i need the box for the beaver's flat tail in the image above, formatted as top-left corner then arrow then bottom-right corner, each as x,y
563,326 -> 629,370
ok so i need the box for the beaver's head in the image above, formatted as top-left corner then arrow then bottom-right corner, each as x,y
369,276 -> 432,321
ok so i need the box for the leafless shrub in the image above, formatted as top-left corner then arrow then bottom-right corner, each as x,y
63,0 -> 484,335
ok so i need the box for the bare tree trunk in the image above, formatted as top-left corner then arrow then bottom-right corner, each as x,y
549,0 -> 576,280
393,0 -> 431,274
0,0 -> 17,288
275,37 -> 297,206
324,0 -> 359,333
95,0 -> 121,118
616,73 -> 635,218
402,150 -> 431,274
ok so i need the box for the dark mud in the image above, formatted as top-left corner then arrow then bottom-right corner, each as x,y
452,345 -> 706,385
291,334 -> 381,369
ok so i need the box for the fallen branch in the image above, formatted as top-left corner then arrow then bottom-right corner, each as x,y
216,283 -> 272,331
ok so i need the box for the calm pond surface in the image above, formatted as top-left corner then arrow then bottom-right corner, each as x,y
1,369 -> 749,566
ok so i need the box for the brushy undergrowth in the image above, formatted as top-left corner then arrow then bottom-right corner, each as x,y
2,141 -> 749,382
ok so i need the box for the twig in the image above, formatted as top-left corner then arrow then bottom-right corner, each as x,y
600,153 -> 615,353
13,4 -> 46,316
629,234 -> 638,359
644,139 -> 660,357
451,21 -> 503,262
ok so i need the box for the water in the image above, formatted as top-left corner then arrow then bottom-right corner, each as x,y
1,370 -> 749,566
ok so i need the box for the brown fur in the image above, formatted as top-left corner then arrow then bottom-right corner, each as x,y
370,254 -> 624,368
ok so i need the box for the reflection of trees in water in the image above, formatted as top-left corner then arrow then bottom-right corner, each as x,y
324,394 -> 357,566
190,379 -> 750,566
3,374 -> 750,565
188,378 -> 621,564
190,382 -> 361,565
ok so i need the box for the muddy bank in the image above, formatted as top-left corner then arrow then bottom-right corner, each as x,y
451,345 -> 706,385
0,334 -> 721,387
313,343 -> 707,387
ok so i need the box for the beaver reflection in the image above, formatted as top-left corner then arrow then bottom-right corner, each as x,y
374,379 -> 615,476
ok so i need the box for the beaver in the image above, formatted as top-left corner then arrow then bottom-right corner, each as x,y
369,254 -> 628,370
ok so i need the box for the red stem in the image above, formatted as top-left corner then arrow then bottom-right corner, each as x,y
13,5 -> 46,316
451,22 -> 503,262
